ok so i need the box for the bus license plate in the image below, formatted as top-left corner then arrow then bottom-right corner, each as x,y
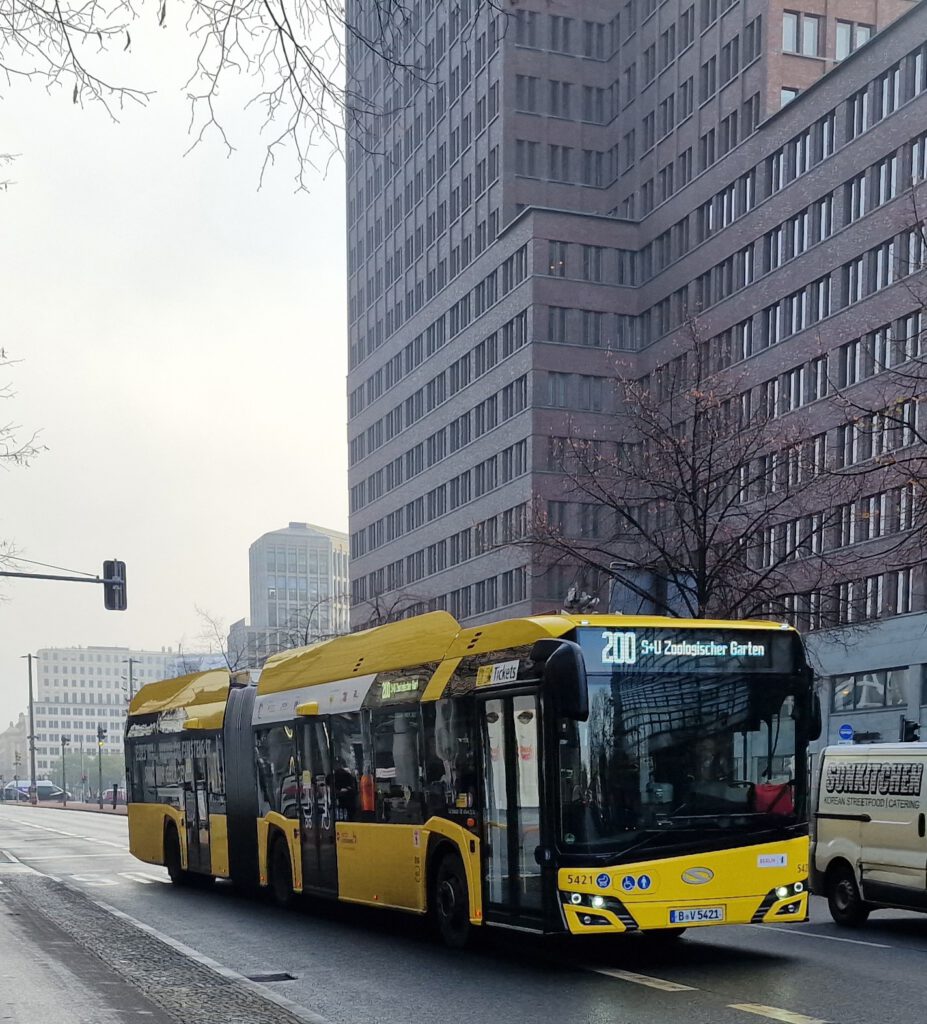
669,906 -> 725,924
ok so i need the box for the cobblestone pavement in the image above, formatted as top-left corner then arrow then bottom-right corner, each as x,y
4,875 -> 322,1024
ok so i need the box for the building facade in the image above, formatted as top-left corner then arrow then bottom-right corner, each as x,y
229,522 -> 351,665
0,714 -> 27,787
31,646 -> 178,773
345,2 -> 927,731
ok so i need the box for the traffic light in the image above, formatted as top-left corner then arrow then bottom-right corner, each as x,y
102,560 -> 127,611
902,719 -> 921,742
97,725 -> 107,748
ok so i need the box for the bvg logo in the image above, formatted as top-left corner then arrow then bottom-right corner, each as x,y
682,867 -> 714,885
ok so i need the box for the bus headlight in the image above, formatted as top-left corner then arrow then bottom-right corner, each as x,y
570,892 -> 582,905
591,895 -> 605,909
776,886 -> 789,899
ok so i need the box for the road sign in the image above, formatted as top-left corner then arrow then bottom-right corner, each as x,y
838,723 -> 854,744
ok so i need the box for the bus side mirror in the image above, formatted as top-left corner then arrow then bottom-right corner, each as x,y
809,693 -> 822,742
532,639 -> 588,722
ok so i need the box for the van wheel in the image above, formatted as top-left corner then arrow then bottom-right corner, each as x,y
164,826 -> 188,886
827,865 -> 869,927
270,836 -> 296,909
432,851 -> 471,949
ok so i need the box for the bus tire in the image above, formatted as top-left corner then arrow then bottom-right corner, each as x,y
164,825 -> 188,886
269,835 -> 296,909
643,927 -> 686,942
432,850 -> 471,949
827,864 -> 869,927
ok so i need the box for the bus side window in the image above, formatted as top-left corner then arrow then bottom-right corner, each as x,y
422,700 -> 476,817
254,726 -> 298,819
331,713 -> 367,822
371,708 -> 425,824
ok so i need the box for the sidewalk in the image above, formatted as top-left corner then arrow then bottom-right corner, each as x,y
0,877 -> 176,1024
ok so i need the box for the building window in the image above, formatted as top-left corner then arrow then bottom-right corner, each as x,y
831,669 -> 907,711
836,20 -> 872,61
781,87 -> 799,108
782,12 -> 820,56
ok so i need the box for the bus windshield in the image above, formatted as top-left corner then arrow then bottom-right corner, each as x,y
558,627 -> 808,857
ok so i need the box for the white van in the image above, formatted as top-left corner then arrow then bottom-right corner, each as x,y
811,743 -> 927,926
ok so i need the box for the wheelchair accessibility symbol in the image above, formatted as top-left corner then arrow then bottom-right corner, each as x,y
621,875 -> 636,892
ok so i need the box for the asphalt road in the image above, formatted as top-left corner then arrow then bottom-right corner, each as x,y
1,804 -> 925,1024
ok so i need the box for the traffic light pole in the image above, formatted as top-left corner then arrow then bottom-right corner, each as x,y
0,560 -> 126,611
97,727 -> 104,810
60,735 -> 70,806
23,655 -> 38,805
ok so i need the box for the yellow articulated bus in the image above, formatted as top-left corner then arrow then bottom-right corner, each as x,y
125,611 -> 820,947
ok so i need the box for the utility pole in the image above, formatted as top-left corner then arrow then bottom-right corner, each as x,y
20,654 -> 38,805
60,735 -> 70,805
96,725 -> 107,809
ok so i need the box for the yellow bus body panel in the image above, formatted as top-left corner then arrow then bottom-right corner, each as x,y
208,813 -> 230,878
557,835 -> 809,934
258,612 -> 461,695
257,813 -> 303,890
127,803 -> 186,868
423,817 -> 483,924
128,669 -> 230,718
336,822 -> 428,912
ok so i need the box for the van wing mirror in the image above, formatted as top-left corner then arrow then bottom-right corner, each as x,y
531,639 -> 589,722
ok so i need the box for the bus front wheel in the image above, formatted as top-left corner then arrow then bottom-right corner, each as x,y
164,826 -> 188,886
827,864 -> 869,927
432,851 -> 471,949
270,836 -> 296,909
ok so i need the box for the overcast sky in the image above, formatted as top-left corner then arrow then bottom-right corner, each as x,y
0,22 -> 348,729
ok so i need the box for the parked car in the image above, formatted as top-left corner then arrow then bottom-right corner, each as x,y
1,780 -> 70,802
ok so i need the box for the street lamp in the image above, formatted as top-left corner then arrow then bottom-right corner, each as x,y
122,657 -> 141,701
60,735 -> 70,805
20,654 -> 39,805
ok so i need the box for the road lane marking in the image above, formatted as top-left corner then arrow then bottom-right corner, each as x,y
26,852 -> 130,861
70,874 -> 119,886
119,871 -> 169,885
753,924 -> 892,949
0,815 -> 127,850
729,1003 -> 828,1024
586,966 -> 697,991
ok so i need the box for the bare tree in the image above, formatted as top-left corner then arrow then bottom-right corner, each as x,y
195,604 -> 251,669
1,349 -> 45,569
1,0 -> 510,188
530,322 -> 872,622
353,586 -> 427,629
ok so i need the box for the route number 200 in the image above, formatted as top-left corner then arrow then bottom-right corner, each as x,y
602,631 -> 637,666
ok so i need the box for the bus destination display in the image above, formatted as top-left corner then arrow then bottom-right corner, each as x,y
577,628 -> 795,674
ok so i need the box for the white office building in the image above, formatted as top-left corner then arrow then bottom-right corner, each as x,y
31,646 -> 177,772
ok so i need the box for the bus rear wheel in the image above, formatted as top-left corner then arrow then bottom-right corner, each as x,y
164,826 -> 188,886
270,836 -> 296,909
432,851 -> 471,949
827,865 -> 869,927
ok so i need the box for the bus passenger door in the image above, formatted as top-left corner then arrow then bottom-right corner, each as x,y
298,719 -> 338,895
184,750 -> 211,873
479,694 -> 544,927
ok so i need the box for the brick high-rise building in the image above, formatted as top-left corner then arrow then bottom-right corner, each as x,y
345,0 -> 927,739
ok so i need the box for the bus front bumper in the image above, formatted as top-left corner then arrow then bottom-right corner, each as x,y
557,837 -> 809,935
